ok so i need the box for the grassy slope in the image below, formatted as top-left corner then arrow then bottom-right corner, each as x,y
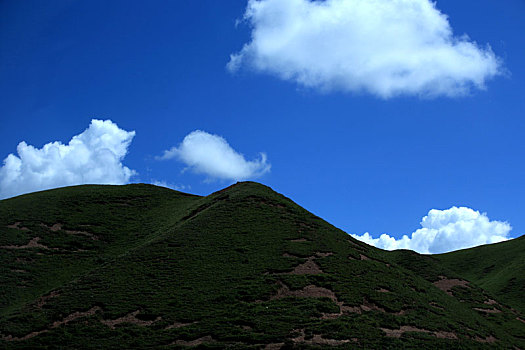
433,235 -> 525,314
0,184 -> 201,317
0,182 -> 523,349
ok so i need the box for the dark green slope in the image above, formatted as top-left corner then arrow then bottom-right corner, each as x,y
433,235 -> 525,314
0,182 -> 524,349
0,184 -> 201,316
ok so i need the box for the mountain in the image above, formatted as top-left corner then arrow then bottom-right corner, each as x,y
0,182 -> 524,349
434,235 -> 525,315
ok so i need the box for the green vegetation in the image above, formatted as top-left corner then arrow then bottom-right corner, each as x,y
0,182 -> 523,349
434,235 -> 525,314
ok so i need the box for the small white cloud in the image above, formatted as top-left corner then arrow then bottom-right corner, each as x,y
229,0 -> 503,98
0,119 -> 136,199
158,130 -> 270,181
351,206 -> 511,254
151,180 -> 189,192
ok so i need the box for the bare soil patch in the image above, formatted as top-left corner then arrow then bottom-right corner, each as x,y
377,288 -> 390,293
433,277 -> 469,295
474,335 -> 497,343
48,224 -> 61,232
271,282 -> 337,301
2,306 -> 101,341
434,331 -> 458,339
7,222 -> 29,231
286,257 -> 323,275
361,298 -> 386,313
291,329 -> 353,345
165,321 -> 196,330
315,252 -> 334,257
349,253 -> 390,267
35,290 -> 60,308
429,302 -> 444,310
265,201 -> 285,209
101,310 -> 161,329
2,330 -> 44,342
264,343 -> 284,350
321,304 -> 362,319
303,334 -> 352,346
41,223 -> 99,240
381,326 -> 457,340
268,281 -> 397,319
290,238 -> 307,242
54,307 -> 101,328
266,275 -> 406,320
346,239 -> 364,249
1,237 -> 54,250
172,336 -> 215,346
473,307 -> 501,314
381,326 -> 430,338
297,222 -> 317,231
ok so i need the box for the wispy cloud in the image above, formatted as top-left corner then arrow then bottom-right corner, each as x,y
352,206 -> 511,254
151,180 -> 189,192
229,0 -> 503,98
0,119 -> 136,199
158,130 -> 270,181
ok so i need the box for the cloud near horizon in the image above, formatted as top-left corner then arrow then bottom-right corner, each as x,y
351,206 -> 512,254
228,0 -> 503,98
151,180 -> 189,192
0,119 -> 136,199
158,130 -> 270,181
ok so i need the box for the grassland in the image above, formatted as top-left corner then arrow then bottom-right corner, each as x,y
0,182 -> 523,349
435,235 -> 525,314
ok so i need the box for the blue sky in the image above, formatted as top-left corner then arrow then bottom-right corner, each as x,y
1,0 -> 524,253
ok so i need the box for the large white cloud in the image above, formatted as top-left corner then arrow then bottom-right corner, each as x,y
0,119 -> 136,199
228,0 -> 503,98
159,130 -> 270,181
352,207 -> 511,254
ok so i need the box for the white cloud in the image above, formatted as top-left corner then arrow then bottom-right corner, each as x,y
151,180 -> 189,192
0,119 -> 136,199
352,206 -> 511,254
158,130 -> 270,181
228,0 -> 503,98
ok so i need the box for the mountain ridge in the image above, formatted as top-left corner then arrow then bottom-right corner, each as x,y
1,182 -> 524,348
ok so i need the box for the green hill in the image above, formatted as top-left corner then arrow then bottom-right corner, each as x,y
434,235 -> 525,314
0,182 -> 524,349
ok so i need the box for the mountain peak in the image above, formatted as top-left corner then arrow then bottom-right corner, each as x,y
209,181 -> 274,195
0,184 -> 523,348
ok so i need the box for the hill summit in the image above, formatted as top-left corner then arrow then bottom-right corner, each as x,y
1,182 -> 524,348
